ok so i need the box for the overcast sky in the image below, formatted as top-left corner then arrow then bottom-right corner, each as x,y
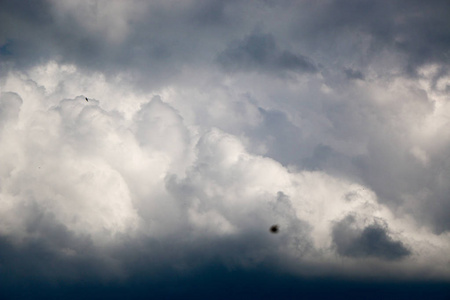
1,0 -> 450,299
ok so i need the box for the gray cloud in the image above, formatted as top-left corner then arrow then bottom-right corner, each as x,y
0,92 -> 22,128
0,204 -> 107,283
290,0 -> 450,75
1,0 -> 448,82
332,216 -> 411,260
344,68 -> 365,80
218,33 -> 317,74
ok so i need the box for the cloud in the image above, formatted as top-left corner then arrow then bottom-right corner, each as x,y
217,33 -> 317,74
0,59 -> 450,300
344,68 -> 365,80
0,92 -> 22,128
332,215 -> 411,260
289,1 -> 450,75
1,1 -> 450,297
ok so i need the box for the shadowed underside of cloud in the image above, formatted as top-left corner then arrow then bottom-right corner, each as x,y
0,0 -> 448,79
332,216 -> 411,260
217,33 -> 317,74
1,263 -> 450,300
295,0 -> 450,75
0,207 -> 446,299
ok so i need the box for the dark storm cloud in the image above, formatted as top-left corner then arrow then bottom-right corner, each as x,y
0,203 -> 107,283
0,207 -> 314,299
0,0 -> 213,82
2,262 -> 450,300
332,216 -> 411,260
0,198 -> 292,285
1,0 -> 448,79
2,268 -> 450,300
217,33 -> 317,74
0,205 -> 442,298
0,0 -> 253,89
0,0 -> 56,68
292,0 -> 450,75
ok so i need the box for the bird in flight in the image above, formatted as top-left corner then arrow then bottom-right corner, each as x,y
270,224 -> 279,233
85,97 -> 89,102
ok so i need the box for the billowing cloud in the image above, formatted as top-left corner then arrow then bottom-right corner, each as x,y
1,0 -> 450,298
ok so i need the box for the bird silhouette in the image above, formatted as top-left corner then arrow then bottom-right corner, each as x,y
270,224 -> 279,233
85,97 -> 89,102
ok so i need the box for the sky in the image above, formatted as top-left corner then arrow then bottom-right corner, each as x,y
1,0 -> 450,299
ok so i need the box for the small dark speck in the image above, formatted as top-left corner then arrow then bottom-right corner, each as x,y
270,224 -> 279,233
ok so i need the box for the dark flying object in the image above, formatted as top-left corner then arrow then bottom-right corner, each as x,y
85,97 -> 89,102
270,224 -> 279,233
